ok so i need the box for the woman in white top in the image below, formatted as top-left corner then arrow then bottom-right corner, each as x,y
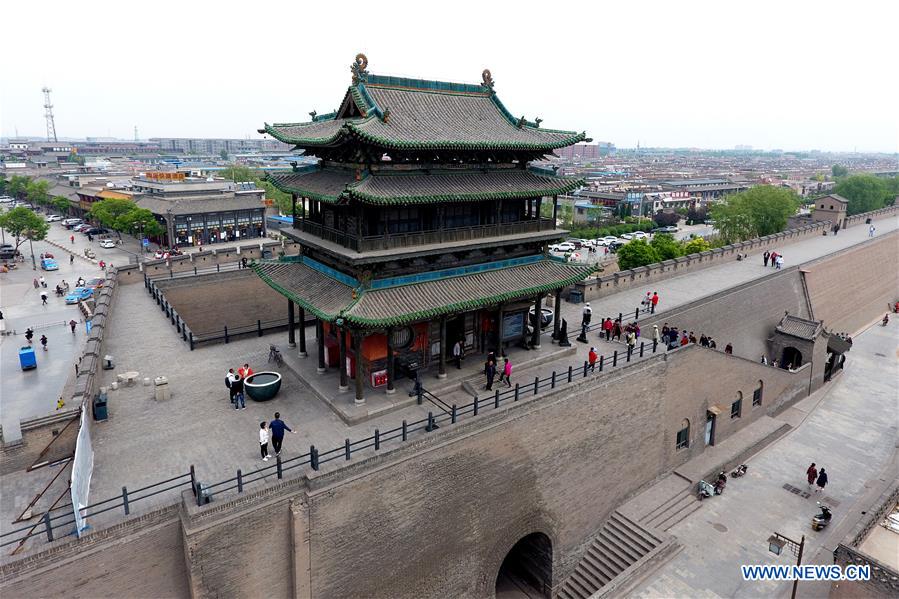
259,422 -> 270,461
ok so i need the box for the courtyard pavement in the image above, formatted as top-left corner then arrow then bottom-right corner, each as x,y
629,318 -> 899,598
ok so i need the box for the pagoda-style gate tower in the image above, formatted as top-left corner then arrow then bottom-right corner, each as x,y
254,54 -> 593,403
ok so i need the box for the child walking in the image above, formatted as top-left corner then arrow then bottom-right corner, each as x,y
259,422 -> 270,461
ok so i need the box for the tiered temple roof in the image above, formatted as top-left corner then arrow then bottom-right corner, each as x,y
254,256 -> 593,328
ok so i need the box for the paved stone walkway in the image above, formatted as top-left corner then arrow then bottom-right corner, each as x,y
629,318 -> 899,598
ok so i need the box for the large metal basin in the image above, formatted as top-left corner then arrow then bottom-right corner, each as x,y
244,371 -> 282,401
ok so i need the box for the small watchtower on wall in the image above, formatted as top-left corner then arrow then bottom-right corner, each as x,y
813,194 -> 848,230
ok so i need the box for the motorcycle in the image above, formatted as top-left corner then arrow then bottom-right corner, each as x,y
812,503 -> 832,531
713,471 -> 727,495
731,464 -> 748,478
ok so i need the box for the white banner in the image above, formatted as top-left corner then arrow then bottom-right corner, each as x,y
70,405 -> 94,536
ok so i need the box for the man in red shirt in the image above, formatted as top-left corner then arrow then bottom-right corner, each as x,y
588,347 -> 598,372
651,292 -> 659,314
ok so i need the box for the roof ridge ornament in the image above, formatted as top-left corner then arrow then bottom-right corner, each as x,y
351,53 -> 369,84
517,116 -> 526,129
481,69 -> 494,92
309,110 -> 317,120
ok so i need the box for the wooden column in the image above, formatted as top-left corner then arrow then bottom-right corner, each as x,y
437,316 -> 447,379
298,307 -> 307,357
552,195 -> 558,226
316,319 -> 326,373
355,203 -> 363,252
353,330 -> 365,404
291,194 -> 297,229
536,196 -> 543,230
497,303 -> 505,350
338,325 -> 348,390
532,295 -> 542,348
495,199 -> 502,226
287,299 -> 296,347
386,327 -> 395,394
553,288 -> 562,342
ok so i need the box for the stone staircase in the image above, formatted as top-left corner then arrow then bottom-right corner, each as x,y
637,487 -> 702,532
556,511 -> 668,599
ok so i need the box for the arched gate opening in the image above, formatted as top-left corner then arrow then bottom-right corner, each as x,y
495,532 -> 552,598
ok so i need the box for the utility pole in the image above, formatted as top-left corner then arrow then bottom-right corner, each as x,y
42,87 -> 58,142
134,126 -> 139,142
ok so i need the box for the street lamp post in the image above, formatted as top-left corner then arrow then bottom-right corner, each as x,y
767,532 -> 805,599
28,237 -> 36,270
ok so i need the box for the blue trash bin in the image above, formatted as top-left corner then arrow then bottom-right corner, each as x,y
19,346 -> 37,370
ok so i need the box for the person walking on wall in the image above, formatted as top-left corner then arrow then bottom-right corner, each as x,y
269,412 -> 296,456
484,354 -> 496,391
453,339 -> 463,369
763,250 -> 770,267
806,462 -> 817,487
869,225 -> 875,237
579,303 -> 592,342
259,422 -> 271,461
602,317 -> 613,341
651,291 -> 659,314
626,331 -> 637,353
40,290 -> 48,305
775,254 -> 784,270
652,324 -> 661,346
770,251 -> 778,268
588,347 -> 598,372
724,343 -> 733,354
70,319 -> 77,334
500,357 -> 513,388
40,334 -> 48,351
815,468 -> 828,493
612,318 -> 622,342
232,374 -> 245,410
226,368 -> 237,405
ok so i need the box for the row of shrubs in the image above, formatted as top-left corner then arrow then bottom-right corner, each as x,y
568,220 -> 654,240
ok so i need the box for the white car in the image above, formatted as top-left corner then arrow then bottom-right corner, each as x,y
99,238 -> 117,249
0,196 -> 14,203
551,242 -> 576,252
632,231 -> 650,240
620,233 -> 635,240
602,236 -> 618,244
45,214 -> 64,222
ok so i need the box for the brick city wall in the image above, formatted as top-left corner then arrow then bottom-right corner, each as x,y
0,505 -> 189,598
0,346 -> 809,599
803,231 -> 899,335
631,267 -> 811,362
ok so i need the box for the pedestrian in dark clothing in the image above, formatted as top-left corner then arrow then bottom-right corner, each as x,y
241,257 -> 248,269
232,375 -> 245,410
806,463 -> 817,487
226,368 -> 237,404
688,331 -> 697,344
453,340 -> 463,369
709,338 -> 717,349
815,468 -> 828,493
40,334 -> 48,351
724,343 -> 733,354
763,250 -> 770,267
661,323 -> 670,341
700,334 -> 709,347
269,412 -> 296,456
40,291 -> 48,305
25,328 -> 34,344
484,356 -> 496,390
69,319 -> 77,334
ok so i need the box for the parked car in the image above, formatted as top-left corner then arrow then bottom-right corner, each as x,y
0,196 -> 14,203
0,247 -> 18,260
84,277 -> 105,290
63,219 -> 83,228
99,238 -> 117,249
45,214 -> 64,222
40,257 -> 59,271
632,231 -> 650,240
551,241 -> 576,252
609,241 -> 626,252
620,233 -> 635,240
65,287 -> 93,304
651,225 -> 679,234
73,223 -> 91,232
83,227 -> 110,236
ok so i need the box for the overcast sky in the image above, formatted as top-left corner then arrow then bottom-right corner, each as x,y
2,0 -> 897,152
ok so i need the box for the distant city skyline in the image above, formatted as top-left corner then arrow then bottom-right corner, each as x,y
2,1 -> 897,154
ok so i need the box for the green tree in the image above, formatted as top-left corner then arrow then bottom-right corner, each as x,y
89,198 -> 138,237
117,207 -> 164,238
25,179 -> 51,206
615,239 -> 660,270
51,196 -> 71,215
653,211 -> 680,227
710,186 -> 800,243
682,237 -> 711,255
0,173 -> 7,194
833,174 -> 892,216
0,206 -> 50,252
221,163 -> 292,214
220,149 -> 229,160
7,175 -> 30,199
649,233 -> 682,260
831,164 -> 849,178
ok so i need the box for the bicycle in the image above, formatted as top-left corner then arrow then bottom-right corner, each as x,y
268,344 -> 284,366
